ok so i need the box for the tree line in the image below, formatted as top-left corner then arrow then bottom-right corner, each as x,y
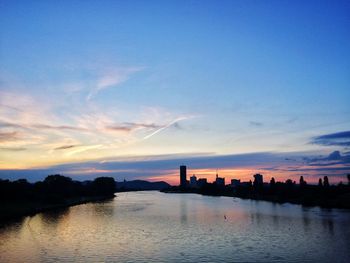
0,174 -> 116,204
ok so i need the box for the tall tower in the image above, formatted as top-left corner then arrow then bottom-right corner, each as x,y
253,173 -> 263,186
180,165 -> 187,188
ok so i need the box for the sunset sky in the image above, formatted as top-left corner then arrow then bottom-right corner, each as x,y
0,0 -> 349,184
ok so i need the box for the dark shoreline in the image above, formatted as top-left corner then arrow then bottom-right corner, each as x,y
0,175 -> 118,224
161,189 -> 350,210
0,194 -> 116,224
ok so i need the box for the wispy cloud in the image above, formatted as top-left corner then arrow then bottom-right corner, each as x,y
0,147 -> 26,151
311,131 -> 350,147
124,122 -> 161,129
249,121 -> 263,127
303,150 -> 350,166
106,122 -> 162,133
0,85 -> 198,167
0,90 -> 56,128
87,67 -> 143,100
54,144 -> 79,150
0,121 -> 88,133
65,144 -> 103,156
32,124 -> 88,132
0,131 -> 21,142
0,104 -> 21,112
0,121 -> 25,129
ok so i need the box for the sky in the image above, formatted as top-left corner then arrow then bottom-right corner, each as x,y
0,0 -> 349,185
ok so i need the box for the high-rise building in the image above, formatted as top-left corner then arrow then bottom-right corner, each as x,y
197,178 -> 207,187
190,174 -> 197,188
231,179 -> 241,187
215,170 -> 225,186
253,173 -> 263,186
180,165 -> 187,187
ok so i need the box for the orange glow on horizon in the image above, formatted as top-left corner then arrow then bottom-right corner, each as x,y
144,167 -> 348,186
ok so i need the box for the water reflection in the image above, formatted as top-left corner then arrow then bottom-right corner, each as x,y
91,199 -> 115,219
323,219 -> 334,235
180,196 -> 188,224
0,191 -> 349,263
39,207 -> 70,228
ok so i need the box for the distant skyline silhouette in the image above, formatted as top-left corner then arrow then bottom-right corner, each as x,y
0,1 -> 349,184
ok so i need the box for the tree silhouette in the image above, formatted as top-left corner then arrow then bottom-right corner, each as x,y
324,176 -> 330,187
43,174 -> 76,197
318,178 -> 323,187
299,176 -> 307,186
92,177 -> 116,195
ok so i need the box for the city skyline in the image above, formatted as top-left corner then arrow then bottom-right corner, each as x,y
1,0 -> 349,184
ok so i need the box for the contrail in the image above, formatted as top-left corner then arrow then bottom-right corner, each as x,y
142,116 -> 193,140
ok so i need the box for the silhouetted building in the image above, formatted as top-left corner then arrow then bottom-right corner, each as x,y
318,178 -> 323,187
197,178 -> 207,187
190,174 -> 197,188
231,179 -> 240,187
215,171 -> 225,186
180,165 -> 187,188
241,181 -> 252,187
299,176 -> 307,186
253,174 -> 263,186
270,177 -> 276,186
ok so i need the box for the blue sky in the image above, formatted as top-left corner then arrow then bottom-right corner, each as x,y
0,0 -> 349,183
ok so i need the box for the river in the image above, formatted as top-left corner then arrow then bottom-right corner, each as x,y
0,191 -> 349,262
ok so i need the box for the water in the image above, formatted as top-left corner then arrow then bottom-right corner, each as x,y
0,191 -> 349,262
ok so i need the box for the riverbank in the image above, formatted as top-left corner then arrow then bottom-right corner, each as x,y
0,194 -> 115,223
0,175 -> 117,223
162,187 -> 350,209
